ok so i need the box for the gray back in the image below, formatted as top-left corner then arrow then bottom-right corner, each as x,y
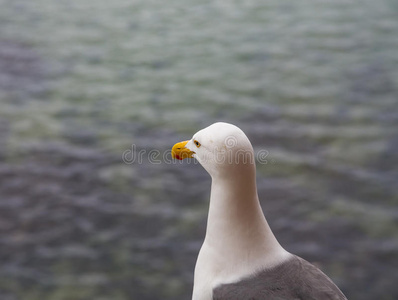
213,255 -> 347,300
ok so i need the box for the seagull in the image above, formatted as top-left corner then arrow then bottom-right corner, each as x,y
171,122 -> 347,300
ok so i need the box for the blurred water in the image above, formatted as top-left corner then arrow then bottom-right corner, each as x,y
0,0 -> 397,299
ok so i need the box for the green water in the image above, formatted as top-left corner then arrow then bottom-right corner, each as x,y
0,0 -> 397,299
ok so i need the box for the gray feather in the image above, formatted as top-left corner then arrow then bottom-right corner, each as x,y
213,255 -> 347,300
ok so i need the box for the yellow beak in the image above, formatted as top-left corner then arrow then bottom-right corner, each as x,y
171,140 -> 195,160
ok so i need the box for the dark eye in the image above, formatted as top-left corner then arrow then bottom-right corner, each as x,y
194,140 -> 201,148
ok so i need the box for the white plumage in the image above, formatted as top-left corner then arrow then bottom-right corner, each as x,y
172,122 -> 347,300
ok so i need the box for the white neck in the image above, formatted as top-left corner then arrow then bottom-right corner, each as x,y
207,174 -> 279,253
192,166 -> 290,300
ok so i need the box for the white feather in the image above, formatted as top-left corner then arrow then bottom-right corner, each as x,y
185,123 -> 291,300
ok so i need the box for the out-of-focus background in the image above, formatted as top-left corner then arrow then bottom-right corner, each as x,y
0,0 -> 397,299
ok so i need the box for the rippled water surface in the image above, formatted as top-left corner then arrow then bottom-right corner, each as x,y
0,0 -> 397,299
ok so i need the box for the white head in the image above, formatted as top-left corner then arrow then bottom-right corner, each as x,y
172,122 -> 256,178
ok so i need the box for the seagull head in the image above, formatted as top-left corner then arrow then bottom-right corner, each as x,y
172,122 -> 255,178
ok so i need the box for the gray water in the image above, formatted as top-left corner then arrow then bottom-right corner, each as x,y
0,0 -> 397,299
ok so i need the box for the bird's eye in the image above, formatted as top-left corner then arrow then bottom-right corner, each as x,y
194,140 -> 201,148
